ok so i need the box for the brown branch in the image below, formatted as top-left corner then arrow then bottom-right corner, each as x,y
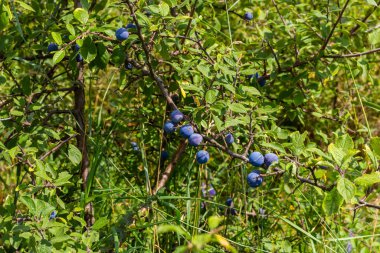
203,136 -> 249,162
126,0 -> 177,110
320,0 -> 350,52
42,109 -> 73,125
266,40 -> 282,71
181,0 -> 198,45
350,0 -> 380,35
272,0 -> 286,27
153,140 -> 187,194
358,200 -> 380,210
322,48 -> 380,58
296,175 -> 336,191
39,134 -> 78,160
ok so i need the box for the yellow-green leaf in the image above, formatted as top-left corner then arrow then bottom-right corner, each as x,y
53,50 -> 65,65
74,8 -> 89,24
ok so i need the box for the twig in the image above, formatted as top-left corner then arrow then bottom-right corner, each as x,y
39,134 -> 78,160
357,200 -> 380,210
350,0 -> 380,35
126,0 -> 177,110
271,0 -> 286,27
153,140 -> 187,194
320,0 -> 350,52
266,40 -> 282,71
203,136 -> 249,162
323,48 -> 380,58
181,0 -> 198,45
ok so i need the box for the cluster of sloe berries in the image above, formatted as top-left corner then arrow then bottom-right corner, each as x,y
247,152 -> 279,188
164,109 -> 211,164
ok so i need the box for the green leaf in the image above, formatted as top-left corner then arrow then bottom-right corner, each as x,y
197,64 -> 210,77
51,236 -> 72,244
363,99 -> 380,112
261,142 -> 286,154
15,1 -> 35,12
81,37 -> 97,62
242,86 -> 261,96
322,188 -> 343,215
212,114 -> 224,132
289,131 -> 306,156
208,216 -> 224,229
354,172 -> 380,187
368,30 -> 380,45
53,50 -> 65,65
205,90 -> 218,104
337,177 -> 356,203
0,11 -> 9,31
328,143 -> 345,166
157,225 -> 190,239
335,134 -> 354,151
370,137 -> 380,157
136,12 -> 151,27
44,128 -> 60,140
366,0 -> 378,6
66,23 -> 76,36
68,144 -> 82,166
159,2 -> 170,16
54,172 -> 73,186
74,8 -> 89,24
51,32 -> 62,45
92,216 -> 108,230
34,199 -> 54,216
228,103 -> 247,113
20,196 -> 36,215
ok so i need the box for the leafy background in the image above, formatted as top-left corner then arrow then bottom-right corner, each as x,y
0,0 -> 379,252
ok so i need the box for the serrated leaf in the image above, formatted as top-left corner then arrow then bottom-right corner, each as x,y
354,172 -> 380,187
335,134 -> 354,150
242,86 -> 261,96
328,143 -> 345,166
365,144 -> 379,168
197,64 -> 210,77
51,235 -> 71,244
68,144 -> 82,166
51,32 -> 62,45
54,172 -> 72,186
53,50 -> 65,65
366,0 -> 378,6
322,188 -> 343,215
74,8 -> 89,24
363,99 -> 380,112
20,196 -> 36,215
92,217 -> 108,230
337,177 -> 356,203
34,199 -> 54,216
228,103 -> 247,113
261,142 -> 286,153
81,37 -> 97,62
208,216 -> 224,229
136,12 -> 151,27
10,109 -> 23,116
205,90 -> 218,104
157,224 -> 190,238
45,128 -> 60,140
370,137 -> 380,157
35,170 -> 52,182
212,115 -> 224,132
66,23 -> 75,36
289,131 -> 306,156
15,1 -> 35,12
159,2 -> 170,16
